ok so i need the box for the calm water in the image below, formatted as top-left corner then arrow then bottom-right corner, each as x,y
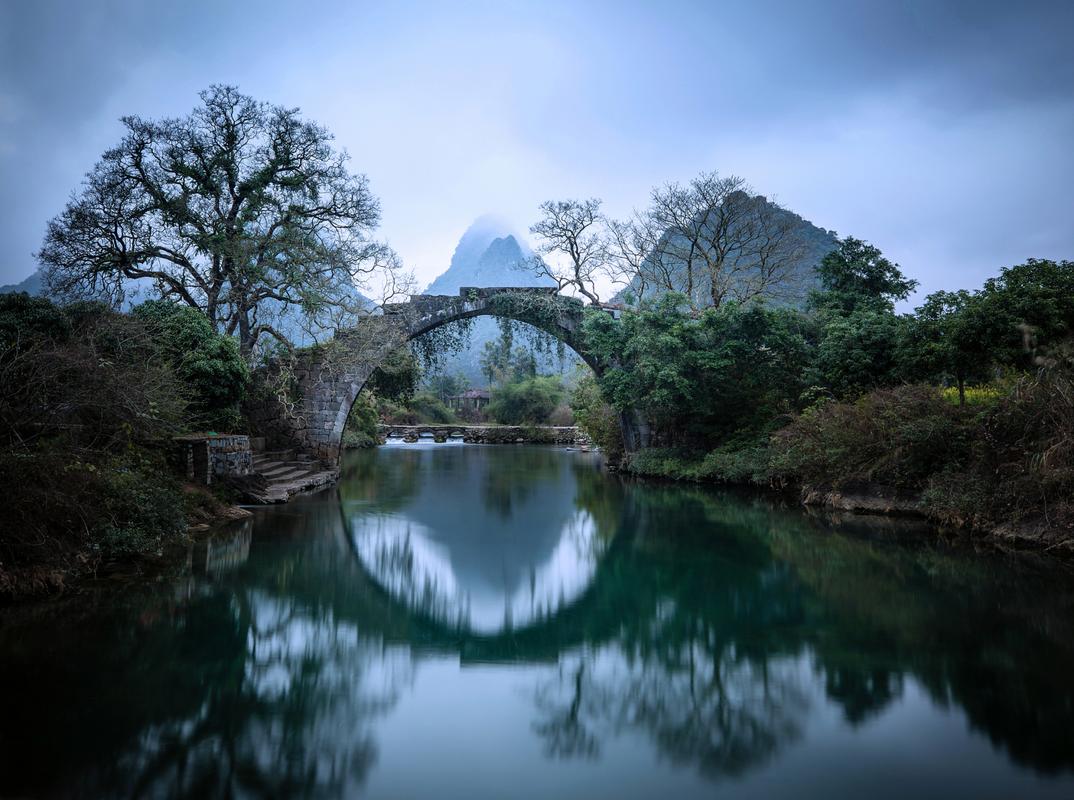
2,444 -> 1074,799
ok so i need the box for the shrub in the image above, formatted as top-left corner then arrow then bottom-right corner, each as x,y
93,461 -> 187,557
548,403 -> 575,426
0,298 -> 196,597
770,384 -> 972,492
343,391 -> 381,448
2,300 -> 188,454
699,436 -> 775,485
0,292 -> 71,346
488,376 -> 566,425
131,300 -> 248,430
409,392 -> 456,424
626,448 -> 705,481
569,372 -> 622,455
376,391 -> 456,425
940,385 -> 1002,406
970,358 -> 1074,527
0,452 -> 186,596
625,436 -> 774,485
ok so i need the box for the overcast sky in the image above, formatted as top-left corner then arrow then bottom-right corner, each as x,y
2,0 -> 1072,303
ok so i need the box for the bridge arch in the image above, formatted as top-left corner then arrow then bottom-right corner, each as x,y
247,287 -> 646,463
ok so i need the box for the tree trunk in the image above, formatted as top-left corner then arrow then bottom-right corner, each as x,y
619,408 -> 650,453
238,312 -> 253,360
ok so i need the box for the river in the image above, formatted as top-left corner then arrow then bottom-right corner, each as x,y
2,443 -> 1073,798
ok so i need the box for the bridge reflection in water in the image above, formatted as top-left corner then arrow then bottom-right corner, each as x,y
344,443 -> 607,636
2,445 -> 1074,799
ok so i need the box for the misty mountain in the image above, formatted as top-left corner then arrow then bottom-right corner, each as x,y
0,268 -> 157,310
0,269 -> 45,297
421,216 -> 567,386
426,215 -> 552,295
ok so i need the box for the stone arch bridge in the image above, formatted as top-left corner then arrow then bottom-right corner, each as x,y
247,287 -> 646,464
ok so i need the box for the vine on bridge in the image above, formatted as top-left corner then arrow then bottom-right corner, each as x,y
485,291 -> 576,367
410,316 -> 476,374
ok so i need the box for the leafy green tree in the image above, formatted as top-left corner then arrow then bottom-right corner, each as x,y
423,370 -> 470,403
488,376 -> 566,424
897,260 -> 1074,402
510,347 -> 538,381
805,238 -> 917,399
812,310 -> 905,400
898,290 -> 991,404
39,85 -> 401,357
569,372 -> 623,456
974,259 -> 1074,366
480,338 -> 509,387
0,292 -> 71,348
583,294 -> 813,446
480,339 -> 539,387
810,237 -> 917,315
131,300 -> 248,429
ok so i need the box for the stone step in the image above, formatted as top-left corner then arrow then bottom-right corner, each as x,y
264,467 -> 315,483
245,469 -> 339,504
275,471 -> 338,492
253,458 -> 285,471
254,449 -> 295,463
258,458 -> 320,475
254,454 -> 316,467
241,447 -> 336,504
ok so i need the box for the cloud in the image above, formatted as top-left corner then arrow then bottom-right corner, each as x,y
2,0 -> 1072,295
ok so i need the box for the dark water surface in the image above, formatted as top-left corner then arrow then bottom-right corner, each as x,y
2,444 -> 1074,799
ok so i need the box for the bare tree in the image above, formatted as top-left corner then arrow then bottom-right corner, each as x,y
605,215 -> 653,301
528,199 -> 609,305
614,172 -> 809,311
39,85 -> 405,358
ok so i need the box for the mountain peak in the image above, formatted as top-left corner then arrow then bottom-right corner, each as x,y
425,217 -> 550,295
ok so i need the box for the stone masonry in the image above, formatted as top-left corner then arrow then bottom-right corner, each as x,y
174,433 -> 252,485
245,287 -> 648,467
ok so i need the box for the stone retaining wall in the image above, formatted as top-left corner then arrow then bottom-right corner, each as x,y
174,434 -> 252,484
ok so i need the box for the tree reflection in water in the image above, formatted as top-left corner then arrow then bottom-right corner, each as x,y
0,503 -> 415,799
526,481 -> 812,778
533,649 -> 809,778
2,446 -> 1074,799
99,590 -> 413,798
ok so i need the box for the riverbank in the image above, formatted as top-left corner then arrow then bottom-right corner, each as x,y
624,454 -> 1073,556
1,482 -> 251,603
618,376 -> 1074,560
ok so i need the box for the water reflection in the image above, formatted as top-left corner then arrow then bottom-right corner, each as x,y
1,445 -> 1073,799
345,444 -> 607,632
